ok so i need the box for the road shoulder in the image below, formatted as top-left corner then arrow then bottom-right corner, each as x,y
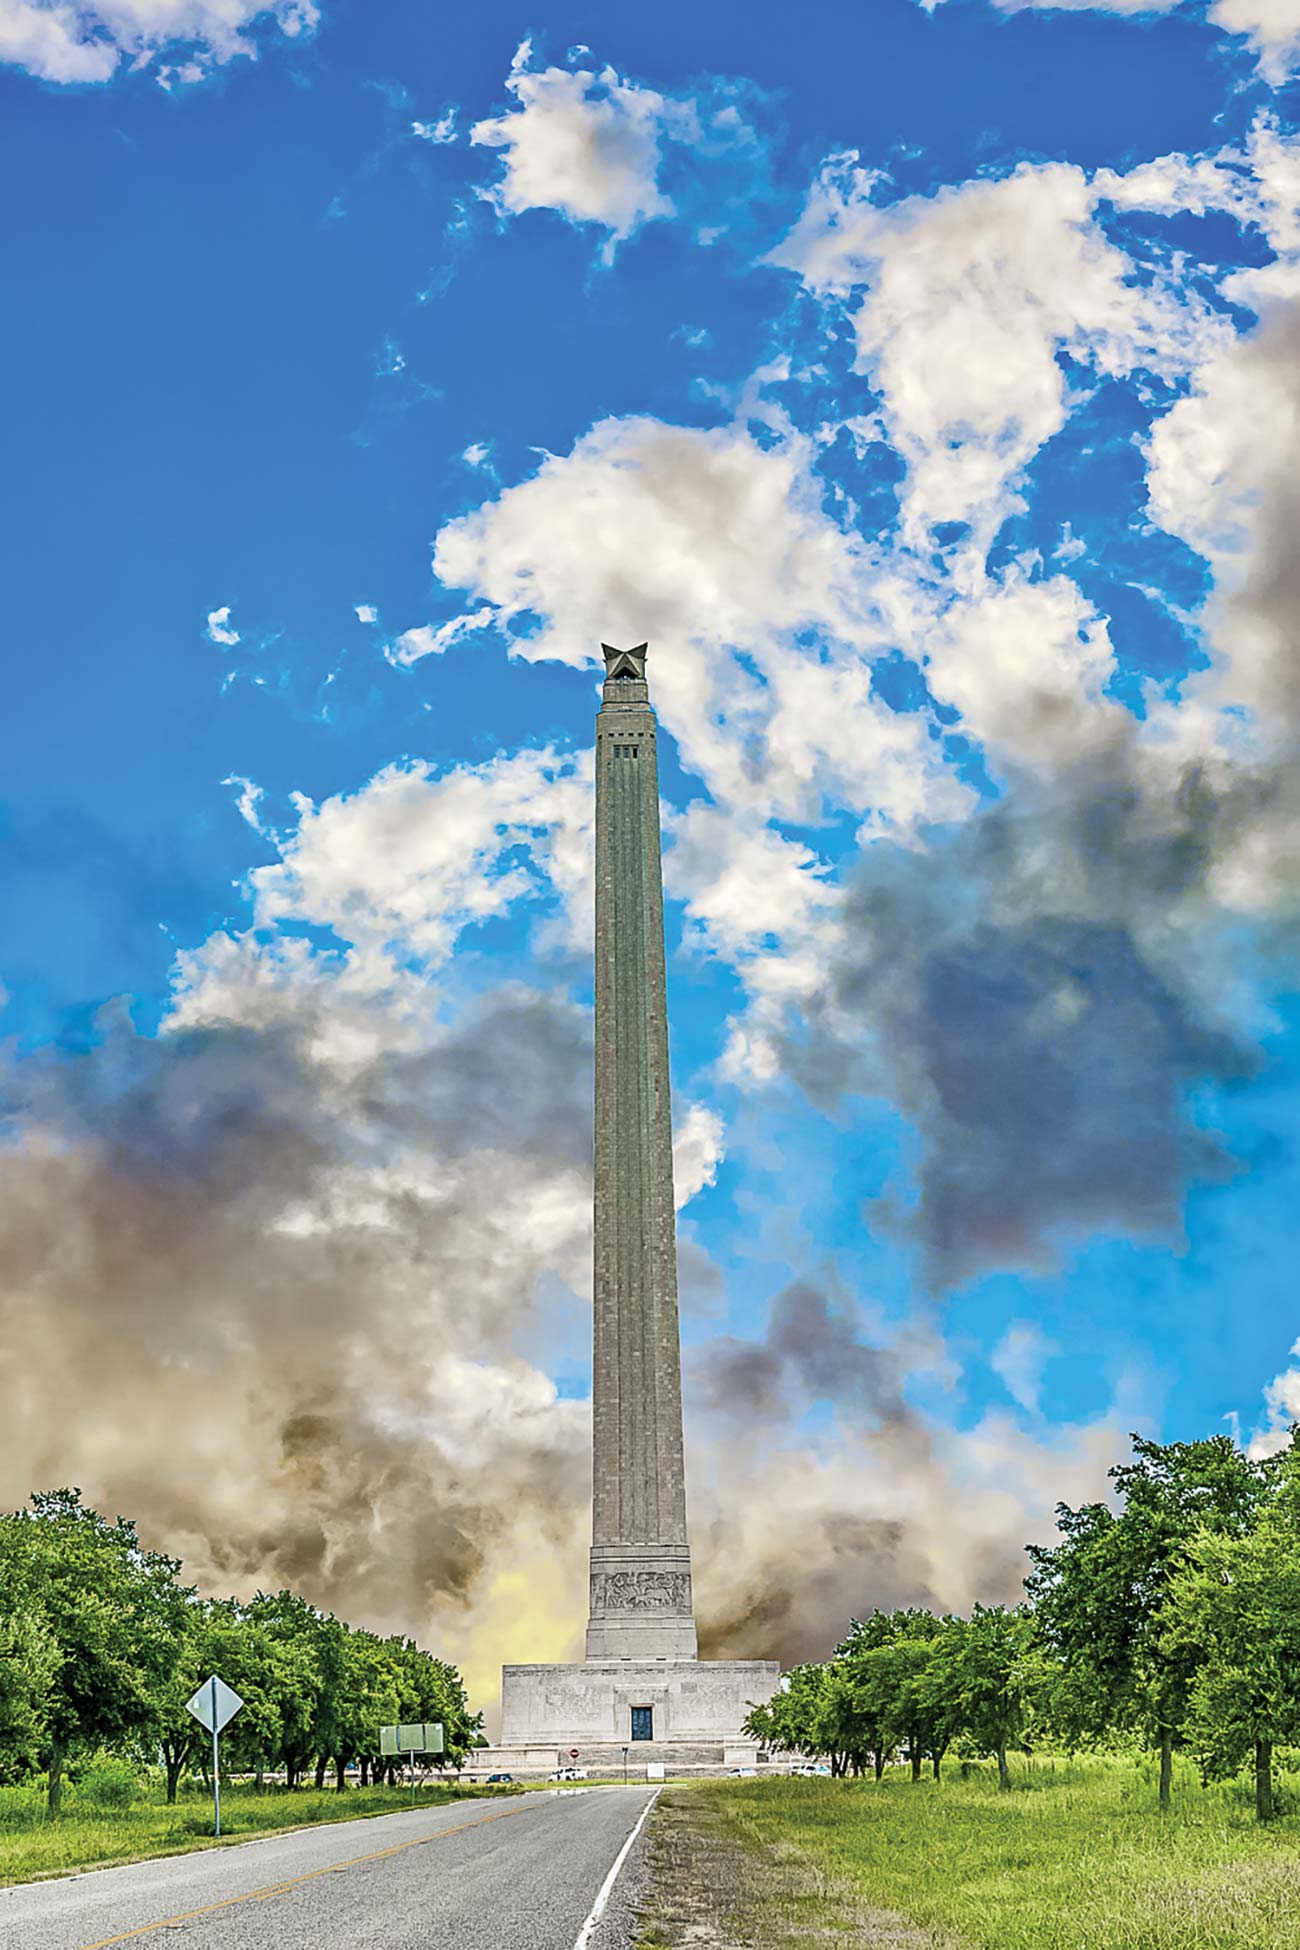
624,1786 -> 953,1949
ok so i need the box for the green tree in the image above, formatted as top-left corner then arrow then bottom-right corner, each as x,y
836,1613 -> 904,1779
328,1629 -> 400,1790
1165,1471 -> 1300,1820
0,1605 -> 59,1781
744,1663 -> 841,1768
839,1611 -> 950,1780
1026,1434 -> 1279,1808
925,1607 -> 1036,1789
0,1490 -> 190,1812
389,1638 -> 478,1771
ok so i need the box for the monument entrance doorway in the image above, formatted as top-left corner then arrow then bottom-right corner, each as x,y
630,1707 -> 653,1741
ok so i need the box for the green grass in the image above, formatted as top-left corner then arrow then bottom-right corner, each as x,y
0,1778 -> 518,1887
703,1755 -> 1300,1949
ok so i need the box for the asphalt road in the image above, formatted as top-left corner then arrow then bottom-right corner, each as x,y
0,1788 -> 657,1950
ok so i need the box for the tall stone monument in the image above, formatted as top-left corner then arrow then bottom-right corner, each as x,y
588,640 -> 696,1664
488,644 -> 780,1776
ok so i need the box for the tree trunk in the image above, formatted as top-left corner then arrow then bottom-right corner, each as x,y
47,1738 -> 65,1817
996,1745 -> 1010,1790
336,1757 -> 347,1792
1158,1731 -> 1173,1811
1256,1739 -> 1274,1822
314,1756 -> 328,1791
910,1747 -> 922,1782
164,1749 -> 184,1804
873,1747 -> 884,1781
932,1753 -> 942,1782
358,1758 -> 369,1787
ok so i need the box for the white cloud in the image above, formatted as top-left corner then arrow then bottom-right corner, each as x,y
921,566 -> 1123,777
205,604 -> 240,646
672,1101 -> 726,1209
466,38 -> 760,257
1210,0 -> 1300,81
1247,1337 -> 1300,1455
1096,119 -> 1300,258
990,1322 -> 1058,1417
428,411 -> 971,834
354,603 -> 378,624
174,746 -> 593,1036
0,0 -> 317,86
770,157 -> 1224,549
666,804 -> 843,1084
386,608 -> 497,666
471,40 -> 675,251
223,773 -> 264,832
411,109 -> 457,144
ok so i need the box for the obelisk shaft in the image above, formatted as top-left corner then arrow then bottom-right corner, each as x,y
587,644 -> 697,1661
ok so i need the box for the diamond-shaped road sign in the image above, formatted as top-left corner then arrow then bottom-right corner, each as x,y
186,1675 -> 243,1735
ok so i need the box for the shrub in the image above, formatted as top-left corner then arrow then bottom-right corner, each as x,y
0,1783 -> 44,1829
76,1754 -> 143,1810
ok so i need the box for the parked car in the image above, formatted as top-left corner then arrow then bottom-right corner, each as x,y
486,1772 -> 514,1784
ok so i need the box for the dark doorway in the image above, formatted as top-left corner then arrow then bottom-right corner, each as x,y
630,1706 -> 653,1742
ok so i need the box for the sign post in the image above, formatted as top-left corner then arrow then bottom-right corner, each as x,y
379,1723 -> 444,1805
186,1675 -> 243,1838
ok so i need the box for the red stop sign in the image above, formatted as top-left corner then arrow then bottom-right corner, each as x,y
569,1749 -> 580,1760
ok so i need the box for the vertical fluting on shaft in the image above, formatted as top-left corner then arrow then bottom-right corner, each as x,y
587,642 -> 696,1661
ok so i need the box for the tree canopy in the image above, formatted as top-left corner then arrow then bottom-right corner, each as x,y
0,1489 -> 480,1809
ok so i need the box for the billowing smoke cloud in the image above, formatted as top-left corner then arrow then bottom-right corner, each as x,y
0,983 -> 1124,1703
778,763 -> 1263,1288
0,987 -> 598,1703
693,1278 -> 910,1425
687,1279 -> 1119,1662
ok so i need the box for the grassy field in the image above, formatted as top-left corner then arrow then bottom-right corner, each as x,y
673,1756 -> 1300,1949
0,1778 -> 516,1887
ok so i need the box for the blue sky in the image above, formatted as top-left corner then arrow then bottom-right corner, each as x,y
4,0 -> 1300,1692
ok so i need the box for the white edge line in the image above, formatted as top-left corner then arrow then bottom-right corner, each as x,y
571,1786 -> 660,1950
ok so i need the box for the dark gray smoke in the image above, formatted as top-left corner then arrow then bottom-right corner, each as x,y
692,1278 -> 910,1425
771,304 -> 1300,1290
777,766 -> 1266,1289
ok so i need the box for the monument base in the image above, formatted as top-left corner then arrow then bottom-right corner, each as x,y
496,1657 -> 780,1757
460,1738 -> 771,1781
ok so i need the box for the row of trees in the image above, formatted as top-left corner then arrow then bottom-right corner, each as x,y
0,1490 -> 480,1812
745,1432 -> 1300,1821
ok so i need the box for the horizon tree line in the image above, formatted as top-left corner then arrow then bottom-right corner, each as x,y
0,1489 -> 479,1813
744,1431 -> 1300,1822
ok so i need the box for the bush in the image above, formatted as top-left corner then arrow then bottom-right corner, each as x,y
0,1784 -> 43,1830
76,1754 -> 143,1810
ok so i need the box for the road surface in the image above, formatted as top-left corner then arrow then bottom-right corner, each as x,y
0,1787 -> 656,1950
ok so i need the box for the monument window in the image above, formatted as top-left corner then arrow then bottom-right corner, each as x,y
630,1706 -> 653,1741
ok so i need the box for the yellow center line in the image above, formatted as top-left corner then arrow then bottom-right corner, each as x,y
78,1799 -> 539,1948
